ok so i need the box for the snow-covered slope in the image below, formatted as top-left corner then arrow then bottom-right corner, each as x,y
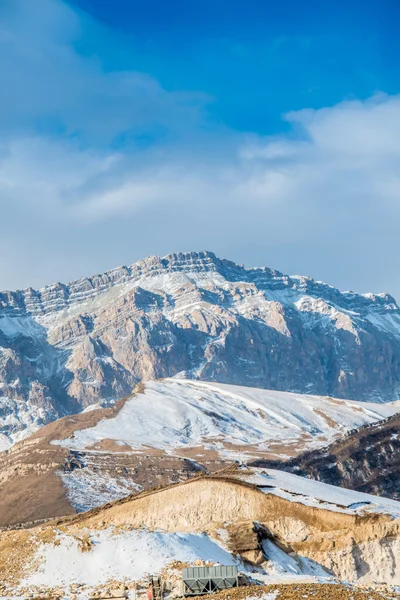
275,410 -> 400,501
57,379 -> 400,460
242,468 -> 400,518
50,379 -> 400,512
3,378 -> 398,527
22,530 -> 241,589
13,527 -> 331,597
2,250 -> 400,445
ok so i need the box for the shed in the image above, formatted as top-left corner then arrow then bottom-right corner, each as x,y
182,565 -> 238,596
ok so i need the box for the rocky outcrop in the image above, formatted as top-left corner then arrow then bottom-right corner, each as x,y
3,469 -> 400,589
2,250 -> 400,446
51,470 -> 400,585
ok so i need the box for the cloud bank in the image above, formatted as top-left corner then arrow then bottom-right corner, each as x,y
0,0 -> 399,299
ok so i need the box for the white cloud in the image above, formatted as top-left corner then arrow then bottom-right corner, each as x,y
0,0 -> 400,299
57,93 -> 400,223
286,94 -> 400,156
1,92 -> 400,292
0,0 -> 208,144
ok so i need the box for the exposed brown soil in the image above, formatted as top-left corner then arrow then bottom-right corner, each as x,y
189,583 -> 400,600
0,468 -> 72,528
73,473 -> 387,535
85,438 -> 134,452
312,409 -> 340,429
0,389 -> 137,528
1,468 -> 400,589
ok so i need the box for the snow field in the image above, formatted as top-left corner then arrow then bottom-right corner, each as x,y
244,469 -> 400,518
56,379 -> 400,460
23,529 -> 240,587
22,527 -> 330,590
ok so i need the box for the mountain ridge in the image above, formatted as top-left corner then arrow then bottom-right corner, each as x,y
256,410 -> 400,501
2,250 -> 400,448
0,250 -> 397,317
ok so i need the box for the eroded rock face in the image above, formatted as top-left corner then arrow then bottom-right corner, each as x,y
1,250 -> 400,445
73,474 -> 400,586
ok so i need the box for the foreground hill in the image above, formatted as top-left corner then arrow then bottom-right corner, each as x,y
1,466 -> 400,597
1,379 -> 398,527
2,251 -> 400,446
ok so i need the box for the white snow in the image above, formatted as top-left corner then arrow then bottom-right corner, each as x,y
22,526 -> 331,591
245,594 -> 279,600
261,540 -> 328,578
0,392 -> 57,451
23,529 -> 240,587
242,469 -> 400,518
366,312 -> 400,336
0,316 -> 46,339
0,433 -> 11,452
58,469 -> 143,512
55,379 -> 400,460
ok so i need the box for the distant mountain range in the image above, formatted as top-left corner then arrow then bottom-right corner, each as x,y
2,250 -> 400,447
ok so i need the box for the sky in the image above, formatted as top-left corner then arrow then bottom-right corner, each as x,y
1,0 -> 400,297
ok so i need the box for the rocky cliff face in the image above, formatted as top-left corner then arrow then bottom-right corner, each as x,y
1,250 -> 400,447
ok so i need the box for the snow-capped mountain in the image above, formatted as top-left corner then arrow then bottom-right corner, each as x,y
1,250 -> 400,446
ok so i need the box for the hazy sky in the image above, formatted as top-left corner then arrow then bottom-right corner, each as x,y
1,0 -> 400,298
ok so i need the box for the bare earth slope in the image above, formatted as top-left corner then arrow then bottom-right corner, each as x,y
2,467 -> 400,596
2,251 -> 400,447
0,379 -> 398,527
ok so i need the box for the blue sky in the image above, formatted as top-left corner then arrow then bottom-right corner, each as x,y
70,0 -> 400,134
1,0 -> 400,297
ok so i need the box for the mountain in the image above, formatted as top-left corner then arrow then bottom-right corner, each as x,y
257,411 -> 400,501
2,466 -> 400,597
2,250 -> 400,447
1,379 -> 398,528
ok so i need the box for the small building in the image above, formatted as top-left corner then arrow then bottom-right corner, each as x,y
182,566 -> 239,597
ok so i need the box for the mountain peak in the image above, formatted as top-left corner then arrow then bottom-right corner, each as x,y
1,250 -> 400,448
0,251 -> 397,320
